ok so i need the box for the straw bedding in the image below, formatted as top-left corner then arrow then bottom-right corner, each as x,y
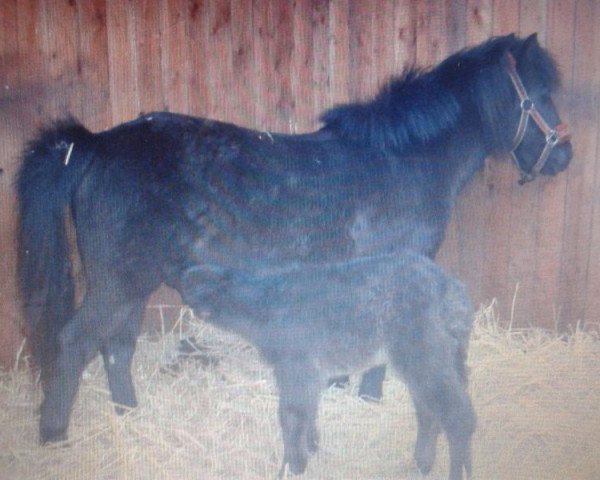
1,303 -> 599,479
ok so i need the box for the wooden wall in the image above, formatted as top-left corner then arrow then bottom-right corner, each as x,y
1,0 -> 599,368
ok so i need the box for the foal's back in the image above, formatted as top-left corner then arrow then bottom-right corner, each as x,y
184,252 -> 471,377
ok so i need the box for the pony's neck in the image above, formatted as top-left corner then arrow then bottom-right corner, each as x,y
437,129 -> 490,200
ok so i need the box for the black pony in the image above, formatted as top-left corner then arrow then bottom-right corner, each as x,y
181,252 -> 476,479
18,32 -> 571,468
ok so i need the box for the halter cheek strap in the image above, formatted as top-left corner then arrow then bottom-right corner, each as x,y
504,52 -> 571,184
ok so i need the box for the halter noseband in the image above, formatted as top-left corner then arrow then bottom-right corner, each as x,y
504,51 -> 571,184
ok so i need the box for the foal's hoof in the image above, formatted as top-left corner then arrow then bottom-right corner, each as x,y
279,456 -> 308,478
414,448 -> 436,476
307,428 -> 319,455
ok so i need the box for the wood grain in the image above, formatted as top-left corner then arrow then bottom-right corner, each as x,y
0,0 -> 598,366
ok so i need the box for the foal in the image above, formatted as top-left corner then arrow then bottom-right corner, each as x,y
181,252 -> 476,480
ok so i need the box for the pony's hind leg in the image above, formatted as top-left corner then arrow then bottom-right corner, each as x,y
39,292 -> 148,443
273,357 -> 321,477
39,298 -> 105,443
100,298 -> 147,413
358,364 -> 386,401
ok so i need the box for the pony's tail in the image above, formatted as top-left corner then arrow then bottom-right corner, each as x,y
17,118 -> 95,381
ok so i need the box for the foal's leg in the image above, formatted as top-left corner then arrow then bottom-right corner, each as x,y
413,401 -> 442,475
100,298 -> 147,413
273,357 -> 321,477
399,361 -> 475,480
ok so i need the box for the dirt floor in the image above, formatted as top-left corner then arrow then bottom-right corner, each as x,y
1,303 -> 599,480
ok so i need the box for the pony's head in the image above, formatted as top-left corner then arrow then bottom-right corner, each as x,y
320,33 -> 572,183
471,33 -> 572,183
505,34 -> 572,183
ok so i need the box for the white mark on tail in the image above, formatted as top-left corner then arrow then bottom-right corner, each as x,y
108,355 -> 116,365
64,142 -> 74,166
258,131 -> 274,143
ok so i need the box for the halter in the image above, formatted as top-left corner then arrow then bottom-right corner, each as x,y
504,51 -> 571,184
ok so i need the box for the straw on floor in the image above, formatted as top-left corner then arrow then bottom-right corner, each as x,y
1,303 -> 599,480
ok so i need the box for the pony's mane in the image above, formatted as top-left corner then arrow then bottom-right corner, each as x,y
320,34 -> 559,155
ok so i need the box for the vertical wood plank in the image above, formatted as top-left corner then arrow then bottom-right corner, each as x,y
230,0 -> 256,125
483,0 -> 522,323
135,0 -> 164,114
290,0 -> 315,132
416,0 -> 449,65
16,0 -> 51,125
187,0 -> 211,117
159,0 -> 190,114
252,0 -> 295,131
76,0 -> 111,129
372,0 -> 403,87
106,0 -> 140,122
310,0 -> 330,130
394,0 -> 418,68
530,0 -> 576,328
327,0 -> 350,106
502,0 -> 548,325
347,1 -> 375,101
519,0 -> 547,39
0,0 -> 24,369
584,0 -> 600,325
558,0 -> 600,326
205,0 -> 235,120
43,0 -> 81,117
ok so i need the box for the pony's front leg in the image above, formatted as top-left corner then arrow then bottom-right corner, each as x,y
358,364 -> 387,401
274,357 -> 321,477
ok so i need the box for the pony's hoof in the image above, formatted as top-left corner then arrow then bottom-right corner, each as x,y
40,427 -> 68,445
113,400 -> 137,416
357,370 -> 385,402
327,375 -> 350,389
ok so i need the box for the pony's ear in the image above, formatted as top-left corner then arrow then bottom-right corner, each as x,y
516,33 -> 540,61
523,33 -> 540,51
